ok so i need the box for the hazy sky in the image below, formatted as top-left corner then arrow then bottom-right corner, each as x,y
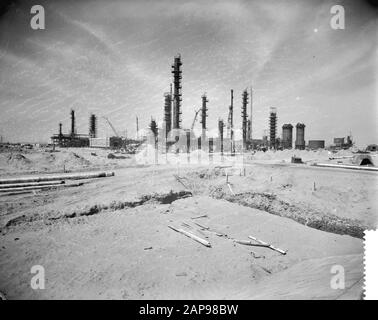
0,0 -> 376,146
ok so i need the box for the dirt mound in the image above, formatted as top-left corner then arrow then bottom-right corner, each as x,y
107,153 -> 130,160
6,153 -> 33,169
56,152 -> 91,169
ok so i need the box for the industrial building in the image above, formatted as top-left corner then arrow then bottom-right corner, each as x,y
51,110 -> 91,147
308,140 -> 325,150
331,136 -> 353,150
50,54 -> 323,156
51,110 -> 126,149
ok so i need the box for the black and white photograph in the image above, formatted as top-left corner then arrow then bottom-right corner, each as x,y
0,0 -> 377,303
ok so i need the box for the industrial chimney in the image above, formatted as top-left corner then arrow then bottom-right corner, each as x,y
70,109 -> 76,137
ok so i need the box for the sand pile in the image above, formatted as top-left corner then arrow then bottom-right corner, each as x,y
56,152 -> 91,170
5,153 -> 33,170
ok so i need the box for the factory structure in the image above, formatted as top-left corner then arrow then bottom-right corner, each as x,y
51,54 -> 353,152
51,110 -> 126,149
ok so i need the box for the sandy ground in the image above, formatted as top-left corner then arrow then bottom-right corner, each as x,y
0,147 -> 137,177
0,147 -> 376,299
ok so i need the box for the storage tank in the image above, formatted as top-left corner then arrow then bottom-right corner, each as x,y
295,123 -> 305,150
282,124 -> 293,149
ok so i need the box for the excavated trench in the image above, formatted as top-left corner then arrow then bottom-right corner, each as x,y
210,189 -> 365,239
180,169 -> 366,239
4,190 -> 192,229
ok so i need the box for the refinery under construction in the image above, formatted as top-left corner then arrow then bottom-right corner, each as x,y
0,53 -> 376,301
49,54 -> 357,156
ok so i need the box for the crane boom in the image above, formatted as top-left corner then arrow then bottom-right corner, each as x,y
191,109 -> 201,130
103,116 -> 120,137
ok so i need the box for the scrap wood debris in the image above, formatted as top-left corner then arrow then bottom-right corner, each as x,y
190,214 -> 208,219
193,222 -> 228,237
248,236 -> 287,255
227,182 -> 235,195
173,174 -> 190,189
233,239 -> 271,247
168,225 -> 211,248
181,221 -> 209,238
171,218 -> 286,255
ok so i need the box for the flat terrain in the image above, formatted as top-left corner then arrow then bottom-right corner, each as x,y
0,147 -> 376,299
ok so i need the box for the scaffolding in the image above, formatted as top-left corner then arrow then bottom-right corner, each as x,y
269,107 -> 277,149
171,54 -> 182,129
164,92 -> 172,135
200,93 -> 209,131
241,90 -> 249,150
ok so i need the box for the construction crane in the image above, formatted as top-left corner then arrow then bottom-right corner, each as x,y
103,116 -> 120,137
191,109 -> 201,130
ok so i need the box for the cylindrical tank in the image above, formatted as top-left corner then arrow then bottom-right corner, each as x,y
282,124 -> 293,149
89,114 -> 97,138
295,123 -> 305,150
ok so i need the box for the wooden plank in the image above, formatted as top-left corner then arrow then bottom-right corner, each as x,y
173,174 -> 189,189
227,182 -> 235,195
248,236 -> 287,255
190,214 -> 208,219
193,222 -> 209,230
168,225 -> 211,248
234,239 -> 270,247
193,222 -> 228,237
